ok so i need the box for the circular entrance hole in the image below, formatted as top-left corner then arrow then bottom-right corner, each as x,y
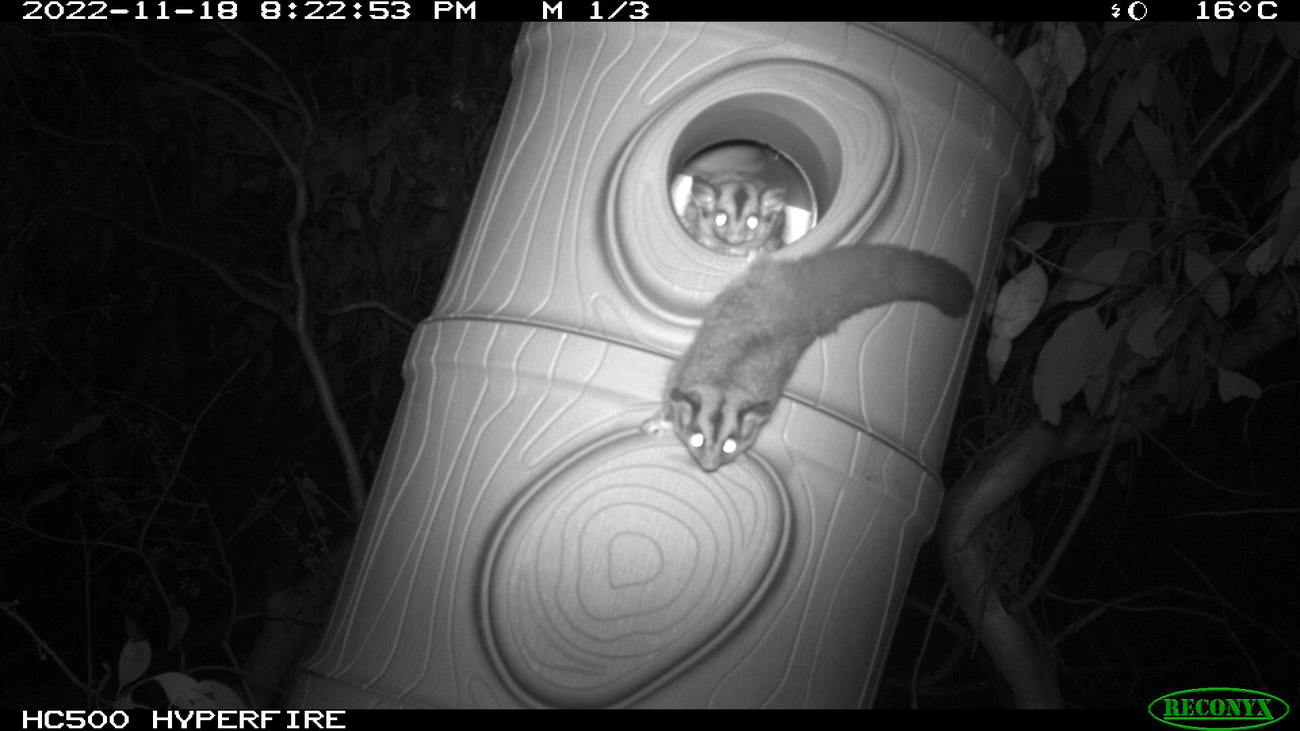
670,140 -> 816,256
667,93 -> 840,257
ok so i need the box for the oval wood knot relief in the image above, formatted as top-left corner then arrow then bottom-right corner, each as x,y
481,432 -> 790,707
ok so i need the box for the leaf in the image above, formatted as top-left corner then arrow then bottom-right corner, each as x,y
118,639 -> 151,689
1245,236 -> 1277,275
1012,221 -> 1054,252
1274,22 -> 1300,56
1034,308 -> 1106,424
1116,221 -> 1151,251
1097,73 -> 1140,163
112,694 -> 143,710
154,673 -> 247,710
992,263 -> 1048,339
51,414 -> 106,451
1127,305 -> 1172,359
1195,380 -> 1211,413
1083,322 -> 1125,413
1231,270 -> 1257,308
24,483 -> 68,511
1015,40 -> 1048,91
1272,187 -> 1300,265
1237,24 -> 1274,91
1198,24 -> 1237,77
1062,226 -> 1116,275
1131,111 -> 1179,188
154,672 -> 206,709
986,334 -> 1013,383
1285,233 -> 1300,267
1054,23 -> 1087,85
1138,57 -> 1159,106
1153,69 -> 1188,136
1183,249 -> 1215,283
195,680 -> 247,709
1218,369 -> 1261,402
1031,133 -> 1056,180
1183,250 -> 1230,316
1069,248 -> 1131,300
1015,24 -> 1080,124
298,475 -> 326,521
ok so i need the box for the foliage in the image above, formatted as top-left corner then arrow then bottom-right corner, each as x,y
895,22 -> 1300,708
981,22 -> 1298,428
0,22 -> 518,706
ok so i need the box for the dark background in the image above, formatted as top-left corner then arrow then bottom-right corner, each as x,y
1,21 -> 1296,709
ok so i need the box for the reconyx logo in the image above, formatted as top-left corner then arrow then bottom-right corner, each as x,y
1149,688 -> 1288,730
